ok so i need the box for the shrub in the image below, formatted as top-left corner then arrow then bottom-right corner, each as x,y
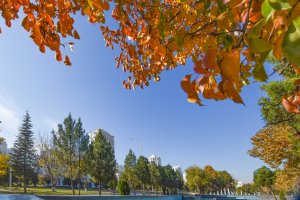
117,180 -> 130,195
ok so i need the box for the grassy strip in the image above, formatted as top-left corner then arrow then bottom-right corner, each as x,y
0,186 -> 114,195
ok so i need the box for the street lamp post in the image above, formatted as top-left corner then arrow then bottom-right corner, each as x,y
176,178 -> 179,196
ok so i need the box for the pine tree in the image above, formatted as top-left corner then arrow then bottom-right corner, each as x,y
90,129 -> 116,195
122,149 -> 138,194
136,156 -> 150,194
11,111 -> 36,193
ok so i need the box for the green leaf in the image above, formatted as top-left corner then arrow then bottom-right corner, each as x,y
253,64 -> 268,82
248,38 -> 272,53
175,33 -> 184,47
217,34 -> 233,49
269,0 -> 292,10
247,19 -> 264,39
262,0 -> 274,22
282,16 -> 300,66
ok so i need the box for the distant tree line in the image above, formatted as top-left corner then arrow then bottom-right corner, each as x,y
185,165 -> 235,194
120,149 -> 184,195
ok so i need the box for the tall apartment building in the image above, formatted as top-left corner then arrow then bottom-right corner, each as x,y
172,165 -> 182,174
0,140 -> 8,154
148,154 -> 161,166
88,128 -> 115,151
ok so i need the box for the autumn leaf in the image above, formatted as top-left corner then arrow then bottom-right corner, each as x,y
181,75 -> 203,106
56,51 -> 62,61
221,49 -> 240,82
282,95 -> 299,114
73,30 -> 80,39
64,55 -> 72,66
222,80 -> 244,104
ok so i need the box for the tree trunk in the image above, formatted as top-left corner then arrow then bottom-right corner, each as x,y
143,183 -> 145,195
71,176 -> 75,195
270,187 -> 277,200
99,181 -> 102,195
23,174 -> 27,193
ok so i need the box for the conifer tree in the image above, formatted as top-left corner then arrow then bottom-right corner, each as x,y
122,149 -> 138,194
90,129 -> 116,195
136,156 -> 150,194
11,111 -> 36,193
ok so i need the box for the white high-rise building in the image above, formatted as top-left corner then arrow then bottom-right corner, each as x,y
88,129 -> 115,150
0,140 -> 8,154
148,154 -> 161,166
172,165 -> 182,174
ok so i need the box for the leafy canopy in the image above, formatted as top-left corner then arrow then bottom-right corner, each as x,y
1,0 -> 300,109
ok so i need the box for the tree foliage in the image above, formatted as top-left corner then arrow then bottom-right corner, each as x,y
136,155 -> 150,192
117,180 -> 130,195
249,125 -> 300,193
37,130 -> 61,192
90,129 -> 116,195
185,165 -> 234,194
253,166 -> 277,198
0,154 -> 9,177
10,111 -> 37,193
122,149 -> 139,194
1,0 -> 300,109
53,113 -> 79,195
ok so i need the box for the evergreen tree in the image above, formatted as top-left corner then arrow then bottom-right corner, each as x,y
122,149 -> 138,194
11,111 -> 36,193
148,161 -> 161,192
53,113 -> 78,195
136,156 -> 150,194
90,129 -> 116,195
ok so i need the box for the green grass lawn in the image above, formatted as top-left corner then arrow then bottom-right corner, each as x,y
0,186 -> 115,195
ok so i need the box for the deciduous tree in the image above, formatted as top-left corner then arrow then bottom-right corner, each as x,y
1,0 -> 300,110
37,130 -> 61,192
0,154 -> 9,177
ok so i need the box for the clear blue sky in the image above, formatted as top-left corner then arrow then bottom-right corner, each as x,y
0,14 -> 272,183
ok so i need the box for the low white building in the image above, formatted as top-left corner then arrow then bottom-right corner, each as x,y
148,154 -> 161,166
236,181 -> 243,188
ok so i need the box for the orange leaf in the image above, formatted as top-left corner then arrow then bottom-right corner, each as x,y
181,75 -> 203,106
203,48 -> 220,73
293,79 -> 300,86
39,44 -> 45,53
56,51 -> 62,61
292,91 -> 300,106
102,1 -> 110,10
222,80 -> 244,104
282,96 -> 299,113
73,30 -> 80,39
221,49 -> 240,82
193,61 -> 211,75
64,55 -> 72,66
294,66 -> 300,74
